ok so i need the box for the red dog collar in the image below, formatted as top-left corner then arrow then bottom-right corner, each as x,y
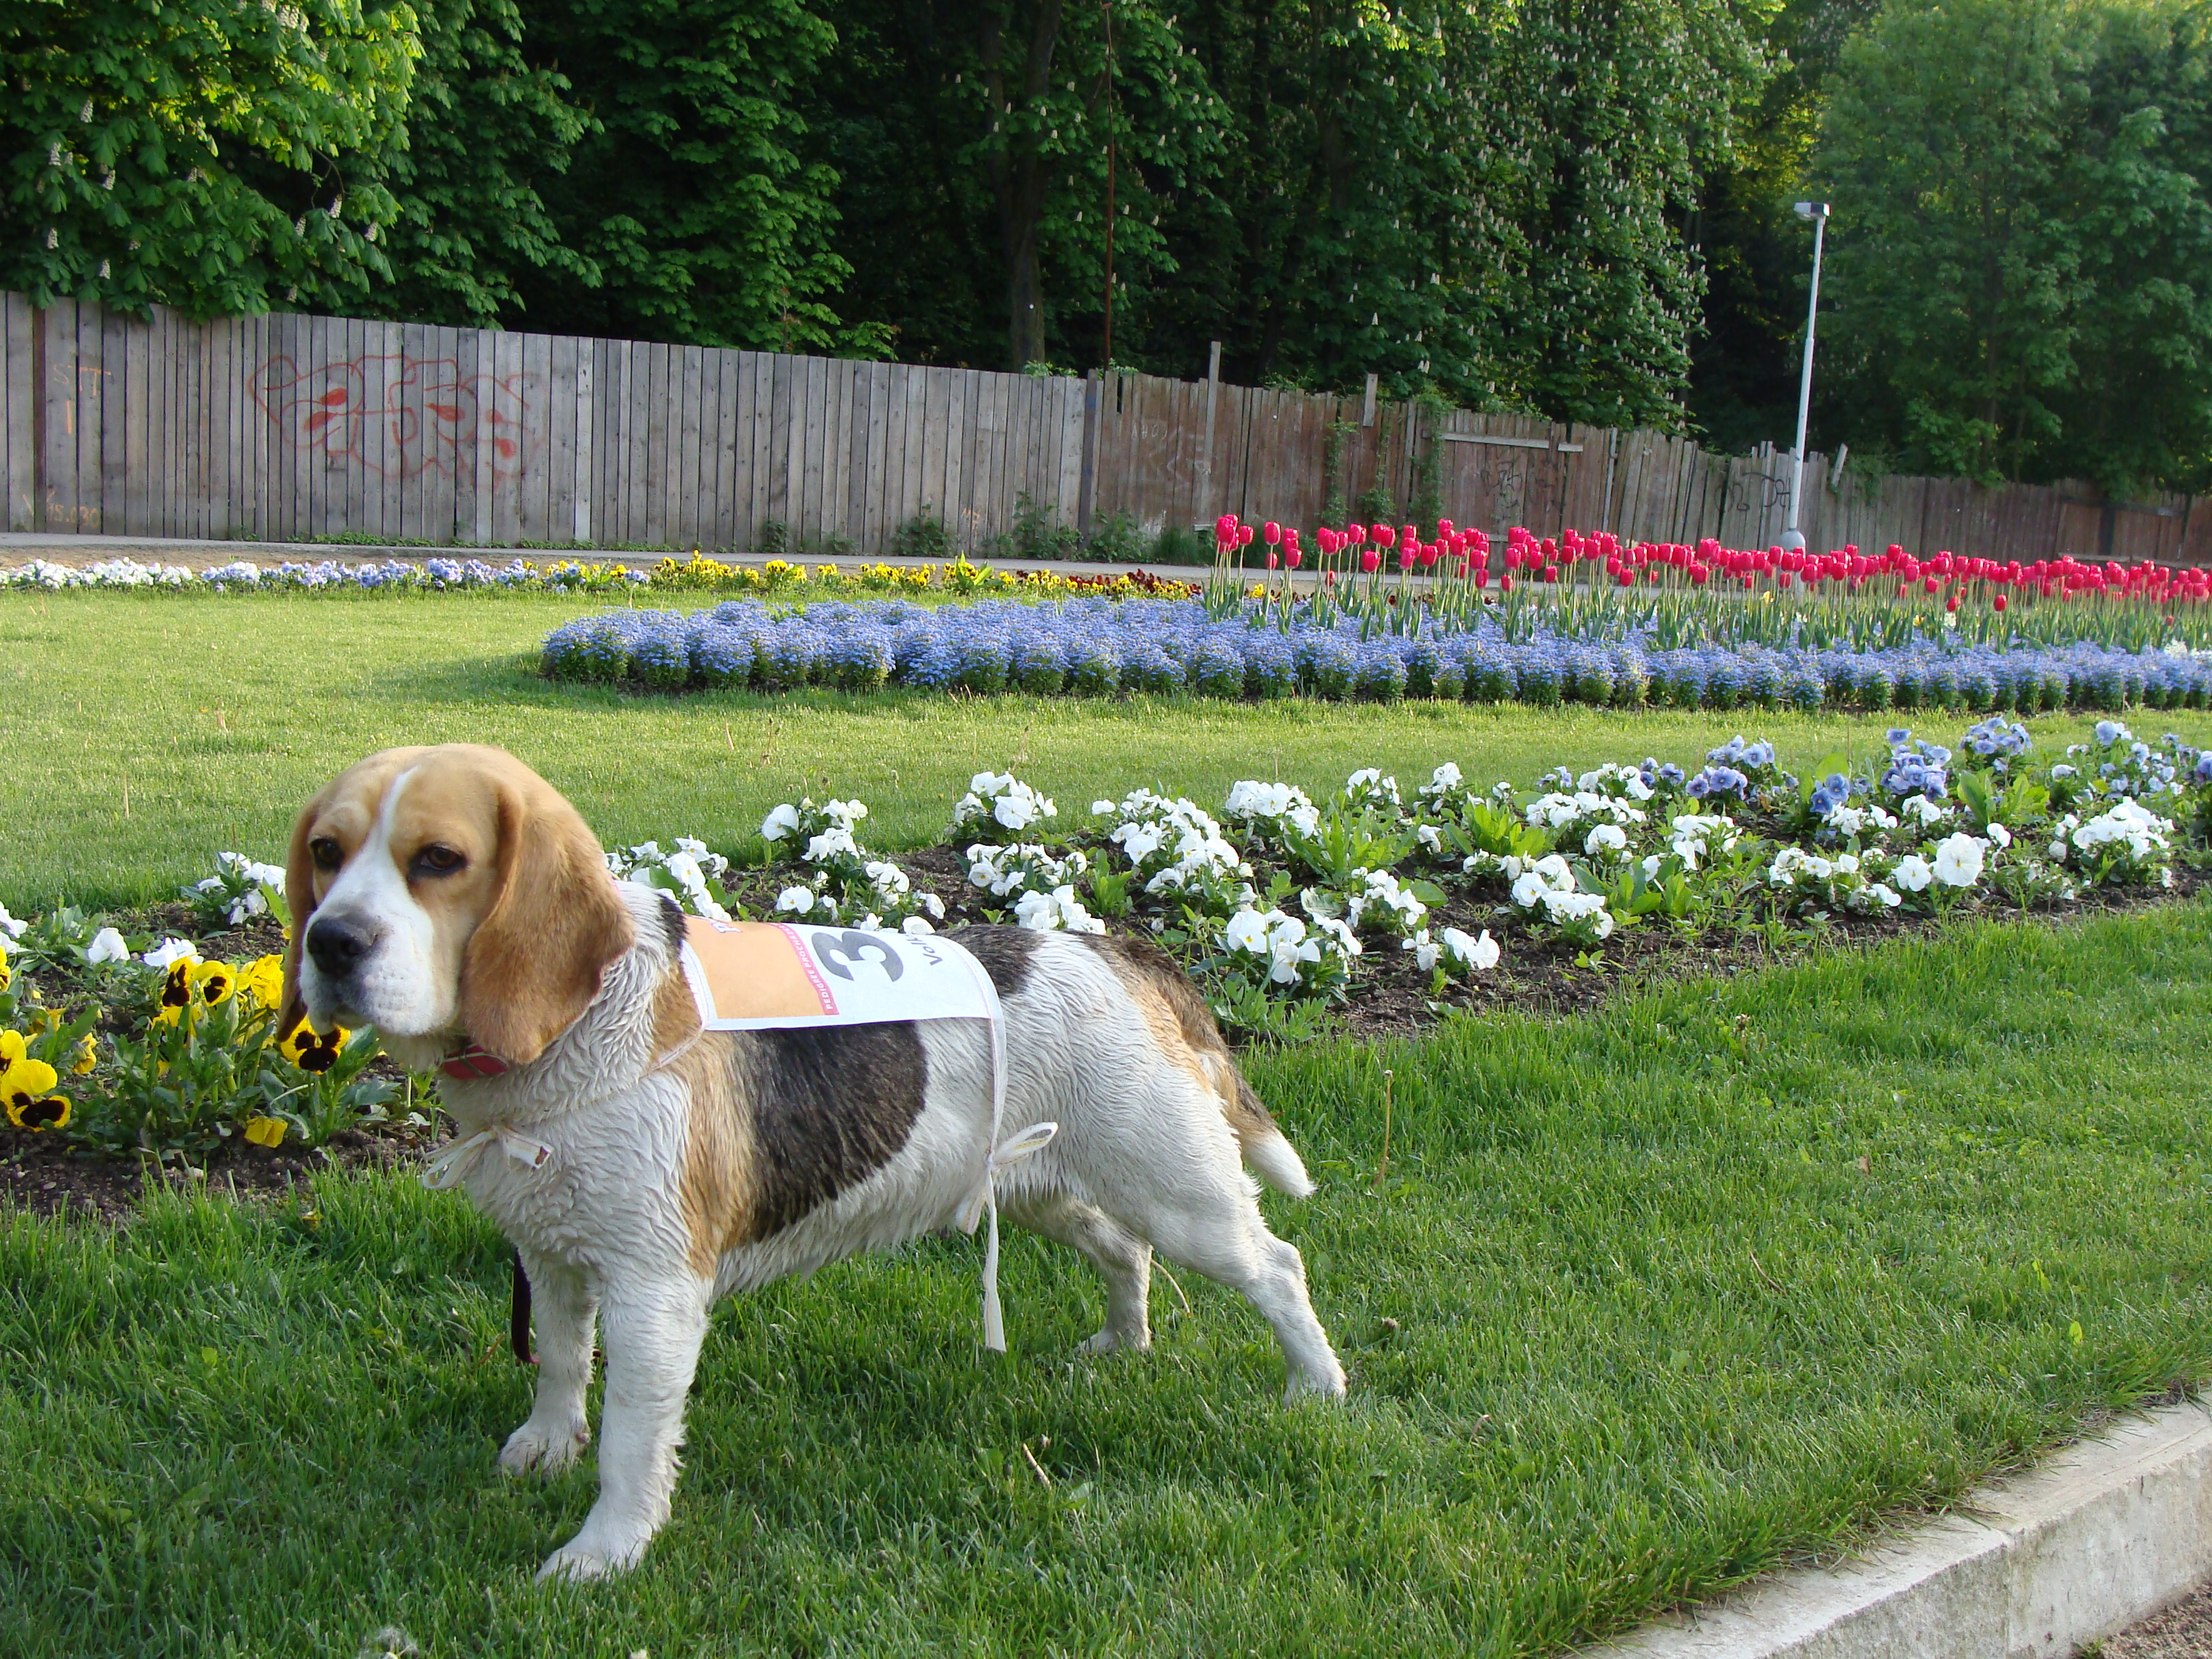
441,1042 -> 510,1082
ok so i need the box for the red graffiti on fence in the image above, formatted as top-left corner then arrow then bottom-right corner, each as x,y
249,354 -> 538,480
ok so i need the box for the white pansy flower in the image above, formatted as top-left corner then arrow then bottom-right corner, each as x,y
775,886 -> 816,915
1223,909 -> 1272,954
0,902 -> 24,941
1931,833 -> 1984,888
760,803 -> 801,842
1444,927 -> 1501,970
1584,823 -> 1628,857
143,937 -> 200,968
86,926 -> 131,964
1892,855 -> 1933,893
1986,822 -> 2012,848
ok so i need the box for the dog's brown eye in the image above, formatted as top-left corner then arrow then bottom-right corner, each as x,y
310,837 -> 342,871
413,844 -> 466,878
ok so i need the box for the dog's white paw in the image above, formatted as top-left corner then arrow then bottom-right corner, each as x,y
535,1525 -> 651,1583
1284,1362 -> 1348,1403
499,1416 -> 590,1475
1075,1326 -> 1152,1357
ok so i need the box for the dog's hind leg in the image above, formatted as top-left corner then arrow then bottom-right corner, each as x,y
1094,1121 -> 1346,1402
499,1249 -> 598,1475
1006,1194 -> 1153,1355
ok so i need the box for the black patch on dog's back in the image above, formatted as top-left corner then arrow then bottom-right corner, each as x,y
947,925 -> 1042,998
740,1023 -> 928,1239
656,894 -> 687,955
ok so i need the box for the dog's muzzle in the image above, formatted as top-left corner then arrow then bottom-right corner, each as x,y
305,912 -> 383,987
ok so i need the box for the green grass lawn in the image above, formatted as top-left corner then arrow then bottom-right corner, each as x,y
6,590 -> 2211,909
4,901 -> 2210,1656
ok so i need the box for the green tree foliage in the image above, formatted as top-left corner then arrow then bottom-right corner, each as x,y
813,0 -> 1223,370
358,0 -> 597,328
512,0 -> 882,353
0,0 -> 419,317
1814,0 -> 2212,495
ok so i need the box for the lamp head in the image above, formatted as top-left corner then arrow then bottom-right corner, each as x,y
1794,201 -> 1831,222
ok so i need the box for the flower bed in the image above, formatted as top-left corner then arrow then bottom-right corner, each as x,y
11,718 -> 2197,1170
0,551 -> 1197,602
542,592 -> 2212,712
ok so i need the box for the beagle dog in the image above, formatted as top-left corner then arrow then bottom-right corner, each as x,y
283,744 -> 1345,1581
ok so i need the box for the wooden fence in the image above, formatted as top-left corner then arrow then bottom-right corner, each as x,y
5,292 -> 2207,565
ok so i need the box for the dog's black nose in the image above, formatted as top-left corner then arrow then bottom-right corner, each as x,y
306,915 -> 380,977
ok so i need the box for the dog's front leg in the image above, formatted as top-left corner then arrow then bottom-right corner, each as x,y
499,1248 -> 597,1475
537,1273 -> 710,1582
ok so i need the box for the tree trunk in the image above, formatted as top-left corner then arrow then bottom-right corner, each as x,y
983,0 -> 1066,369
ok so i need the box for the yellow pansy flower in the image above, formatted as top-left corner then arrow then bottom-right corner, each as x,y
71,1033 -> 98,1074
243,1115 -> 288,1148
154,961 -> 194,1026
6,1091 -> 68,1132
0,939 -> 10,992
0,1031 -> 62,1128
192,960 -> 237,1008
238,956 -> 285,1012
279,1018 -> 348,1074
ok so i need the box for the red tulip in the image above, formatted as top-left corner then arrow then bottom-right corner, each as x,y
1288,548 -> 1303,568
1499,573 -> 1513,592
1993,594 -> 2007,612
1348,523 -> 1367,544
1361,549 -> 1381,573
1398,547 -> 1415,571
1542,564 -> 1559,583
1946,594 -> 1960,613
1437,518 -> 1454,537
1265,551 -> 1279,570
1374,524 -> 1397,548
1238,524 -> 1255,546
1263,521 -> 1281,544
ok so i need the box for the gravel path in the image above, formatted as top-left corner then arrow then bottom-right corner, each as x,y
2092,1585 -> 2212,1657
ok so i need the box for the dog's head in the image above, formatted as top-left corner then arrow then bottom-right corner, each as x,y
281,745 -> 635,1066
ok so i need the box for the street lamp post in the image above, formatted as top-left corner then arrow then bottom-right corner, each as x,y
1780,200 -> 1830,554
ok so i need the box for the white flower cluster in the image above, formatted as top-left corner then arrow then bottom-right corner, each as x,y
763,796 -> 941,930
1569,762 -> 1658,802
965,842 -> 1089,900
1099,790 -> 1251,901
1523,788 -> 1647,838
2051,800 -> 2175,882
1507,855 -> 1615,941
1222,779 -> 1321,841
1821,801 -> 1900,840
1344,868 -> 1428,937
1899,794 -> 1952,827
1404,924 -> 1500,978
1340,769 -> 1402,815
762,797 -> 871,875
607,838 -> 734,921
1012,885 -> 1106,933
1664,813 -> 1738,870
188,850 -> 288,926
1767,846 -> 1903,912
1219,906 -> 1361,991
1414,760 -> 1477,817
1,558 -> 198,589
950,771 -> 1057,840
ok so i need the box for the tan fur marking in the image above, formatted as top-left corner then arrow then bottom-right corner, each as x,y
649,962 -> 702,1068
1093,933 -> 1279,1143
675,1027 -> 757,1278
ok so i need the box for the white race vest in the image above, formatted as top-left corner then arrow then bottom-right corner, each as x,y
678,916 -> 1050,1351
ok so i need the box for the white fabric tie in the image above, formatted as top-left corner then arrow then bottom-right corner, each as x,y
421,1124 -> 553,1190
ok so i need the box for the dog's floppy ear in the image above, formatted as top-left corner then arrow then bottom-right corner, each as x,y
276,785 -> 329,1042
459,769 -> 635,1065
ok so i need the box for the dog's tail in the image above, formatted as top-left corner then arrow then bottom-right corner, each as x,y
1226,1073 -> 1317,1197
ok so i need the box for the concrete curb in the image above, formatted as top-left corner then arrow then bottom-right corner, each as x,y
1586,1401 -> 2212,1659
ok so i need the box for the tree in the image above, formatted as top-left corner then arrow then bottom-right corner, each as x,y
359,0 -> 598,329
0,0 -> 419,317
1813,0 -> 2212,494
512,0 -> 880,354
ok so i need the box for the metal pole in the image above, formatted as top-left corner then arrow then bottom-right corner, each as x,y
1100,0 -> 1116,371
1782,201 -> 1829,552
